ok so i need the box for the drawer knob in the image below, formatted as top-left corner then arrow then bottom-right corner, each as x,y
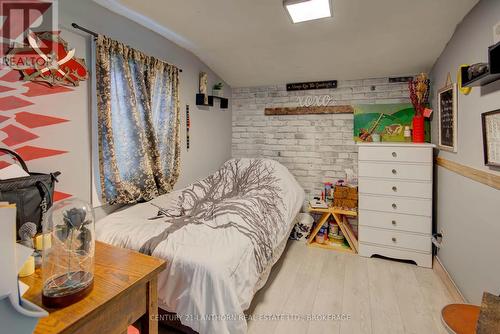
392,152 -> 397,157
392,186 -> 397,192
392,169 -> 397,175
392,203 -> 397,209
392,237 -> 397,242
392,220 -> 397,225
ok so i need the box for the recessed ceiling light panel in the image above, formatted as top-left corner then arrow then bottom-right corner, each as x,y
284,0 -> 332,24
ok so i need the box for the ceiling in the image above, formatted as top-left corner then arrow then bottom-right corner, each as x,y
95,0 -> 479,87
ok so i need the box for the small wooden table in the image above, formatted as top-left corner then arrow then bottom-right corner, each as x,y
307,206 -> 358,253
21,241 -> 166,334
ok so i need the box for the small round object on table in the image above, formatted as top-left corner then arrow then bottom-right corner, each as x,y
441,303 -> 480,334
128,326 -> 140,334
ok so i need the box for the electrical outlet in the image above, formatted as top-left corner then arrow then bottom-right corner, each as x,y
494,21 -> 500,44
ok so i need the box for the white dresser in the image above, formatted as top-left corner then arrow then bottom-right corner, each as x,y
357,143 -> 435,268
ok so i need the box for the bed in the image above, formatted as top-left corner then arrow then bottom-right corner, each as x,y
95,158 -> 305,334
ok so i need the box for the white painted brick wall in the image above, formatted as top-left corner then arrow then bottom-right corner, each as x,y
231,77 -> 411,199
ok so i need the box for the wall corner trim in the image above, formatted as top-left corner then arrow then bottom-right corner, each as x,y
433,256 -> 466,304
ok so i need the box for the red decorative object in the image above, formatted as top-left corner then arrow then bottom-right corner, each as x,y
0,85 -> 15,93
0,95 -> 33,111
412,115 -> 425,143
53,191 -> 72,202
408,73 -> 430,143
22,81 -> 73,97
15,111 -> 69,128
127,326 -> 140,334
14,145 -> 67,161
408,74 -> 430,117
1,124 -> 39,146
0,70 -> 22,82
6,31 -> 88,87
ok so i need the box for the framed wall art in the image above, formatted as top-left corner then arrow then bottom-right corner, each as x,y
353,103 -> 430,143
199,72 -> 208,104
438,83 -> 458,152
481,109 -> 500,167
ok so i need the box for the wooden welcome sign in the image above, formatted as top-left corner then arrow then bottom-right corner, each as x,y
264,105 -> 353,116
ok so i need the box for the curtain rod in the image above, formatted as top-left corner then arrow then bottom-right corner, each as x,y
71,23 -> 183,72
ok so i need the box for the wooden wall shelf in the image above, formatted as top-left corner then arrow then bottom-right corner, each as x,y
265,105 -> 353,116
461,41 -> 500,87
460,67 -> 500,87
196,93 -> 228,109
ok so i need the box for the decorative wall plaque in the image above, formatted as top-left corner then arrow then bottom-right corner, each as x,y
286,80 -> 337,91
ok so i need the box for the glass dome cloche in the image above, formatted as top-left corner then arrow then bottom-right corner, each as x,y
41,198 -> 95,308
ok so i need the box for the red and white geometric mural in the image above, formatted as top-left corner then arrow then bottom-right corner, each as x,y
0,1 -> 92,202
0,67 -> 73,201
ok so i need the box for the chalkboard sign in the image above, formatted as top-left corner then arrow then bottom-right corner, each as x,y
286,80 -> 337,91
438,84 -> 457,152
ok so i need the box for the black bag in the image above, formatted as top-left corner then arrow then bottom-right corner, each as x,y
0,148 -> 60,239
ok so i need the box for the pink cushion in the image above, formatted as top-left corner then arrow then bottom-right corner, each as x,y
127,326 -> 140,334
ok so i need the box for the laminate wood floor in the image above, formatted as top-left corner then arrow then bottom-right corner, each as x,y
160,240 -> 453,334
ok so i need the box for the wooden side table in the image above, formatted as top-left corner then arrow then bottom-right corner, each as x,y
20,241 -> 166,334
307,206 -> 358,253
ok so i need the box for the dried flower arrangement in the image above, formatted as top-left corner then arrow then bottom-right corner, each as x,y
408,73 -> 430,117
408,73 -> 430,142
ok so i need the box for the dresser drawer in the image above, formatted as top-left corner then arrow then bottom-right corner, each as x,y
359,178 -> 432,199
359,243 -> 433,268
359,194 -> 431,216
359,226 -> 431,252
359,210 -> 431,234
358,162 -> 432,181
359,146 -> 432,163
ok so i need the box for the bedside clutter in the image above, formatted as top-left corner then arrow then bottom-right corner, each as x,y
357,143 -> 435,268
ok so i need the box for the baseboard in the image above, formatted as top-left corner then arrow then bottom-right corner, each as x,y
433,256 -> 466,303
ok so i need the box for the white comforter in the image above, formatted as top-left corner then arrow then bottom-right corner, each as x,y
95,158 -> 304,334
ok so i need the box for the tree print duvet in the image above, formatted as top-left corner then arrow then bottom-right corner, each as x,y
95,159 -> 305,334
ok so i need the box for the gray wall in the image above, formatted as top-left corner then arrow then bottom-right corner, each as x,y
430,0 -> 500,303
58,0 -> 232,210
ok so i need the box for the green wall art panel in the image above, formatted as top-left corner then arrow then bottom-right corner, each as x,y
353,103 -> 430,142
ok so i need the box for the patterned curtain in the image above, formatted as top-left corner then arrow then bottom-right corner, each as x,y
95,35 -> 180,204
